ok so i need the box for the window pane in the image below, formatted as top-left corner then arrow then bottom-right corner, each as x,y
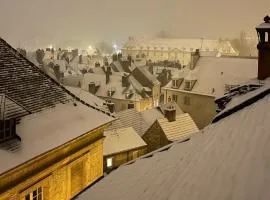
106,158 -> 113,167
38,193 -> 42,200
33,189 -> 37,197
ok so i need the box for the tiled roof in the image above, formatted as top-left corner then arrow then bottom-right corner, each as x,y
0,94 -> 29,120
158,113 -> 199,142
76,82 -> 270,200
103,127 -> 147,156
106,109 -> 149,137
0,38 -> 71,114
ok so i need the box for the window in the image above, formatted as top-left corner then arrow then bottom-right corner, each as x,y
266,32 -> 269,42
25,187 -> 43,200
106,157 -> 113,168
184,96 -> 191,105
128,103 -> 135,109
185,81 -> 191,90
172,94 -> 178,102
172,79 -> 177,88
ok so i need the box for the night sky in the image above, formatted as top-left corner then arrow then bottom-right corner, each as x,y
0,0 -> 268,50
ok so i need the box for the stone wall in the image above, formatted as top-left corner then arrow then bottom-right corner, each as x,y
164,89 -> 217,129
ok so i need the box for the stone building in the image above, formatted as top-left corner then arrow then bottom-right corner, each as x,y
121,37 -> 239,65
163,55 -> 258,129
0,38 -> 114,200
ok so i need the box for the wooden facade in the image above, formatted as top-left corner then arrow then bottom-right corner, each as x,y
0,125 -> 108,200
103,146 -> 147,173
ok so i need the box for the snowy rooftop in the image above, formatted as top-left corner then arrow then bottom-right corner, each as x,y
164,57 -> 258,97
0,102 -> 113,175
76,84 -> 270,200
64,86 -> 109,113
81,73 -> 144,101
106,109 -> 149,137
158,113 -> 199,142
103,127 -> 147,156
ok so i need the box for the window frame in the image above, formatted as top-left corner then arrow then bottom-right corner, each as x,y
25,187 -> 43,200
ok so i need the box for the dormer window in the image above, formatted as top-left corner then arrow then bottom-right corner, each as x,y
107,88 -> 115,97
172,79 -> 177,88
185,80 -> 191,90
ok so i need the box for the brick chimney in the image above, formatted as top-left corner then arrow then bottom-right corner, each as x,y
256,15 -> 270,80
106,100 -> 115,113
164,105 -> 176,122
106,66 -> 111,84
88,82 -> 96,94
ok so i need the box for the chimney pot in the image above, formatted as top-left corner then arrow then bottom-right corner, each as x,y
164,105 -> 176,122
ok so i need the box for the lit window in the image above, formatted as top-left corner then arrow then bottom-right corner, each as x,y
106,157 -> 113,168
25,187 -> 43,200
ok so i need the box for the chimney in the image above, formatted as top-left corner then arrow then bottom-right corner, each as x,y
122,73 -> 129,87
256,15 -> 270,80
164,105 -> 176,122
190,49 -> 200,70
106,66 -> 111,84
106,100 -> 115,113
88,82 -> 96,94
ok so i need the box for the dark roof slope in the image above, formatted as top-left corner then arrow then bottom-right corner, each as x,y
0,38 -> 70,115
132,66 -> 160,88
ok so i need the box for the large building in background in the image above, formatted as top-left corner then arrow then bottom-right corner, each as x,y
121,37 -> 239,65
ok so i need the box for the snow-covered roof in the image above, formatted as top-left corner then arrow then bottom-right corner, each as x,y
64,86 -> 110,113
158,113 -> 199,142
106,109 -> 149,137
103,127 -> 147,156
164,57 -> 258,97
76,85 -> 270,200
0,102 -> 113,175
81,73 -> 144,101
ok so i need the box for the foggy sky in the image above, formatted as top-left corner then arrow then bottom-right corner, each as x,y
0,0 -> 268,50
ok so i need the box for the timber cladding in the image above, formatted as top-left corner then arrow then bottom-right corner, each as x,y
0,125 -> 106,200
103,147 -> 147,172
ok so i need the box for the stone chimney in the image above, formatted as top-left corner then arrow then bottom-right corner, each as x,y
164,105 -> 176,122
106,100 -> 115,113
106,66 -> 111,84
122,73 -> 129,87
88,82 -> 96,94
190,49 -> 200,70
256,15 -> 270,80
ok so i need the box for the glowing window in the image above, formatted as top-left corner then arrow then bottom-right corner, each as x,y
106,157 -> 113,168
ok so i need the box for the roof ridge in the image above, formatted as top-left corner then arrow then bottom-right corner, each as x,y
212,87 -> 270,123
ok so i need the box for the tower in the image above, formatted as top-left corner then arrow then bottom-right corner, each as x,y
256,15 -> 270,80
